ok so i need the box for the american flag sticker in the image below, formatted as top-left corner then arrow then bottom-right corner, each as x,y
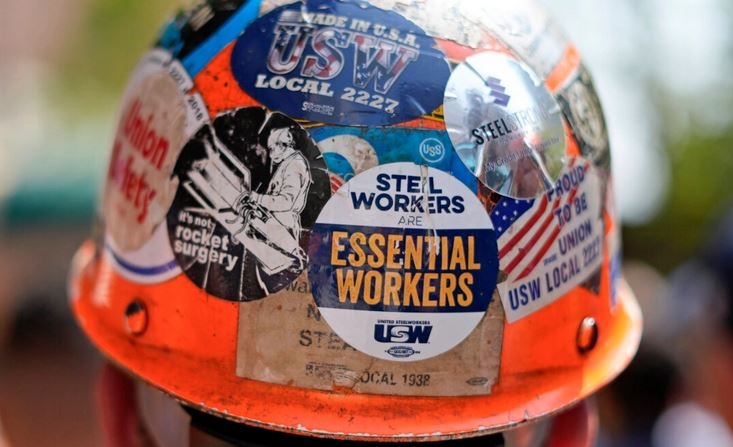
493,159 -> 604,322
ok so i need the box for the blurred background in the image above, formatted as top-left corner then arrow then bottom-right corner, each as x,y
0,0 -> 732,445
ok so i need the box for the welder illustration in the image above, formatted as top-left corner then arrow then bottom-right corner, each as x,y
183,124 -> 311,276
166,107 -> 329,301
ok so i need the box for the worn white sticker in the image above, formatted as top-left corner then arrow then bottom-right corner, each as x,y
236,276 -> 505,396
103,49 -> 210,283
478,0 -> 568,78
307,162 -> 499,361
495,159 -> 604,322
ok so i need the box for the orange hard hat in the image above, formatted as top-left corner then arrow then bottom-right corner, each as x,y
69,0 -> 641,442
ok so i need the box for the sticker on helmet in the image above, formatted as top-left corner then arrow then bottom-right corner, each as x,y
307,162 -> 499,361
317,134 -> 380,185
360,0 -> 567,70
310,126 -> 478,191
103,49 -> 209,283
166,107 -> 330,301
479,0 -> 568,79
236,273 -> 505,396
234,129 -> 504,396
557,64 -> 611,169
606,178 -> 621,308
364,0 -> 492,49
444,51 -> 566,200
494,158 -> 604,323
230,0 -> 451,126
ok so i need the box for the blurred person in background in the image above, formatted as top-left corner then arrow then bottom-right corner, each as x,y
595,346 -> 679,447
589,258 -> 679,447
649,205 -> 733,447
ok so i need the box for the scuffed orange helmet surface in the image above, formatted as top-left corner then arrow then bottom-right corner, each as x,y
69,0 -> 641,441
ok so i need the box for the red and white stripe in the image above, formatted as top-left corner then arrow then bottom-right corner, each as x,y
498,159 -> 588,280
329,173 -> 345,193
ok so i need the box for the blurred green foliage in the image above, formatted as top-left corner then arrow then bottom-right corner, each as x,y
625,126 -> 733,272
54,0 -> 182,112
0,1 -> 184,228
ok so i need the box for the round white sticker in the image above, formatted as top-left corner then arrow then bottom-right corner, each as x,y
103,50 -> 209,283
307,163 -> 499,361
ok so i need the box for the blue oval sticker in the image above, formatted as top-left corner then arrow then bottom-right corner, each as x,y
386,346 -> 417,358
231,0 -> 451,126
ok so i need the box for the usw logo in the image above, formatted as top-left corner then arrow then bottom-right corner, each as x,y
374,324 -> 432,344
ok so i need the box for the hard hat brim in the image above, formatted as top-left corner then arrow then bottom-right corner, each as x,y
70,239 -> 641,441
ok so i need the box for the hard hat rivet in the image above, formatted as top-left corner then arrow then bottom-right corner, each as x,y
576,317 -> 598,354
124,299 -> 148,336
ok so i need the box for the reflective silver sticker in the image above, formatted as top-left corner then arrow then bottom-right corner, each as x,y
444,51 -> 566,199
